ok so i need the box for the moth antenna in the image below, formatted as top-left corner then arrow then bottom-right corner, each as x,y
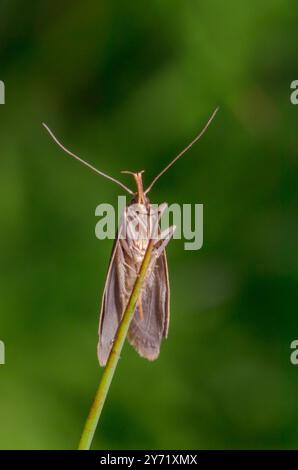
144,107 -> 219,195
42,123 -> 134,195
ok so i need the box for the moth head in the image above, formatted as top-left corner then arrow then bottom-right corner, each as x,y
121,170 -> 147,205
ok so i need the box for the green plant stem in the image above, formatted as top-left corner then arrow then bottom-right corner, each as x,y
78,239 -> 155,450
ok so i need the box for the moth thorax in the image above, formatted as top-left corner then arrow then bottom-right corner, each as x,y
127,202 -> 149,263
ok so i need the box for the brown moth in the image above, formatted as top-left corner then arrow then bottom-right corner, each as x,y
42,108 -> 218,366
98,173 -> 174,365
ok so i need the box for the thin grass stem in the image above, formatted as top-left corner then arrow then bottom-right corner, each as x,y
78,239 -> 155,450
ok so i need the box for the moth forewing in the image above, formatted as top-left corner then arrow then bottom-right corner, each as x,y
97,233 -> 124,367
127,208 -> 175,361
127,249 -> 170,361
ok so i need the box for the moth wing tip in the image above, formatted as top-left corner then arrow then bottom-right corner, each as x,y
128,332 -> 161,362
97,342 -> 108,367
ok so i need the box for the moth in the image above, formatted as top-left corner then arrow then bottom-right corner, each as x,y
43,108 -> 218,366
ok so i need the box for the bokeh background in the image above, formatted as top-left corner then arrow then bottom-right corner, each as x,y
0,0 -> 297,450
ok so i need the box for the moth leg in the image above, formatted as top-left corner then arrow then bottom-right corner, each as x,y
121,238 -> 134,259
152,225 -> 176,259
149,202 -> 168,239
123,260 -> 138,274
138,295 -> 144,321
143,225 -> 176,278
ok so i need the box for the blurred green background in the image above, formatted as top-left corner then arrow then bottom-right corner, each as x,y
0,0 -> 297,450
